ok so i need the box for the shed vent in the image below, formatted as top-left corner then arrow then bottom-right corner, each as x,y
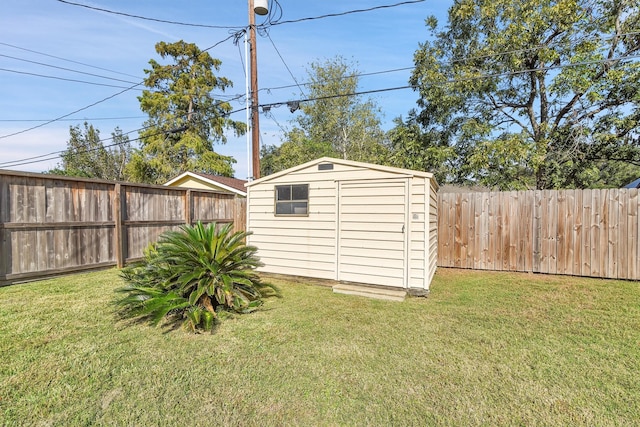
318,163 -> 334,171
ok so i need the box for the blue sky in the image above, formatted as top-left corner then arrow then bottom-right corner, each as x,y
0,0 -> 450,180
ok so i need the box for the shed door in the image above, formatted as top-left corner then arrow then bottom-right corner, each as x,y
337,179 -> 408,288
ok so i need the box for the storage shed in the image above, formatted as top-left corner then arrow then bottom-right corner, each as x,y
245,157 -> 438,293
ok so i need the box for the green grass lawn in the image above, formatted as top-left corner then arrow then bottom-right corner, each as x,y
1,268 -> 639,426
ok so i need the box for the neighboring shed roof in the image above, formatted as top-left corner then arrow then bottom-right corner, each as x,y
245,157 -> 437,188
165,172 -> 247,196
624,178 -> 640,189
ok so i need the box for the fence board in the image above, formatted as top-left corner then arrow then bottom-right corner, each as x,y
557,191 -> 568,275
625,188 -> 640,279
618,190 -> 629,279
572,190 -> 582,275
532,191 -> 542,273
472,193 -> 482,269
437,193 -> 449,267
438,189 -> 639,280
0,171 -> 246,285
581,189 -> 591,277
508,192 -> 519,271
453,193 -> 462,267
460,193 -> 470,269
607,190 -> 619,278
488,192 -> 498,270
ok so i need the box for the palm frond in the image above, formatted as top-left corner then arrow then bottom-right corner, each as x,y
115,221 -> 278,333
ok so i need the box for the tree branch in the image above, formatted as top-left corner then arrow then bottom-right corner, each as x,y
525,70 -> 539,136
488,94 -> 529,132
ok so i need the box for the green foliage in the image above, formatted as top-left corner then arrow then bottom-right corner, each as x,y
407,0 -> 640,189
116,222 -> 278,333
261,56 -> 390,175
49,122 -> 132,180
387,111 -> 458,184
128,40 -> 246,184
260,131 -> 338,176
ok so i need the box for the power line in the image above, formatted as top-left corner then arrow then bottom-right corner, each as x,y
0,67 -> 145,90
5,47 -> 638,168
202,33 -> 241,53
0,81 -> 415,168
56,0 -> 246,29
265,32 -> 307,98
428,53 -> 640,85
0,65 -> 243,96
0,82 -> 143,140
0,124 -> 148,167
447,30 -> 640,65
257,66 -> 415,94
260,84 -> 413,111
1,106 -> 248,168
55,0 -> 425,31
0,33 -> 241,140
1,128 -> 158,169
4,48 -> 636,142
268,0 -> 426,27
0,116 -> 146,123
0,54 -> 140,85
249,31 -> 640,96
0,42 -> 141,79
258,53 -> 640,110
0,94 -> 247,167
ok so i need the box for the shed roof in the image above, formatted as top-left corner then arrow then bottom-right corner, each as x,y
165,172 -> 247,196
245,157 -> 436,188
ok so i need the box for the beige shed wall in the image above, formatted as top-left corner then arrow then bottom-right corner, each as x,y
247,159 -> 438,290
247,168 -> 338,280
408,177 -> 427,289
428,179 -> 438,285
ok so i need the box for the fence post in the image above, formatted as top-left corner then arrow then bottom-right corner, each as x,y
0,177 -> 7,282
113,183 -> 125,268
185,189 -> 192,225
0,223 -> 5,282
234,197 -> 246,233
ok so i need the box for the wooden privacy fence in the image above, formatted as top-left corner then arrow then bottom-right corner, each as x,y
438,189 -> 639,280
0,170 -> 246,285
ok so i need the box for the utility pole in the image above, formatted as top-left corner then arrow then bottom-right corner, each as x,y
248,0 -> 264,180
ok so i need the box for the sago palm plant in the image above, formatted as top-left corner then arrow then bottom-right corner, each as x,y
116,221 -> 278,332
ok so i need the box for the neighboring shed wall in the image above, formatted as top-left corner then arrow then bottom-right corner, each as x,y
246,158 -> 438,290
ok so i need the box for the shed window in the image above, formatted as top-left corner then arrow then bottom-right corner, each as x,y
275,184 -> 308,215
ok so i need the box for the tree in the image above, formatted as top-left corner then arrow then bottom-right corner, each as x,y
408,0 -> 640,190
49,122 -> 132,180
261,56 -> 389,175
127,40 -> 245,184
260,132 -> 336,176
387,111 -> 458,184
